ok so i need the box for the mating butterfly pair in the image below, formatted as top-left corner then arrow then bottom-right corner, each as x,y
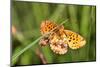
39,20 -> 86,55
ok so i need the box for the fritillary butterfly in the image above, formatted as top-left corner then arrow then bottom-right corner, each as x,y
39,20 -> 86,54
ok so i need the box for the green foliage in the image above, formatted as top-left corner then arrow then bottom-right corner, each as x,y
12,1 -> 96,66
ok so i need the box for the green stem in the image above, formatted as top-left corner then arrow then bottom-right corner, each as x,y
12,36 -> 42,62
12,19 -> 68,64
49,4 -> 66,22
68,5 -> 79,32
79,6 -> 91,61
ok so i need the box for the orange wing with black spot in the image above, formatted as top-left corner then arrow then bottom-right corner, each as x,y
40,20 -> 86,55
64,30 -> 86,49
40,20 -> 57,35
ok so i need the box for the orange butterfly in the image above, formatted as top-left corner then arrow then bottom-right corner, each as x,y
39,20 -> 86,54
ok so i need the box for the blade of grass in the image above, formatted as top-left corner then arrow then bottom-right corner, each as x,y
31,3 -> 50,27
68,5 -> 79,32
49,4 -> 66,22
12,19 -> 69,65
79,6 -> 91,61
89,6 -> 96,61
11,46 -> 22,65
12,36 -> 42,63
19,50 -> 33,65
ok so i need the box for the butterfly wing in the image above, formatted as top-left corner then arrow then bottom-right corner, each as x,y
49,32 -> 68,54
40,20 -> 57,35
64,30 -> 86,49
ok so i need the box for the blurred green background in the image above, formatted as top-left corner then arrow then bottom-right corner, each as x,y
12,1 -> 96,66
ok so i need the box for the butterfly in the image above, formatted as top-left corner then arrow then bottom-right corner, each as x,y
39,20 -> 86,55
